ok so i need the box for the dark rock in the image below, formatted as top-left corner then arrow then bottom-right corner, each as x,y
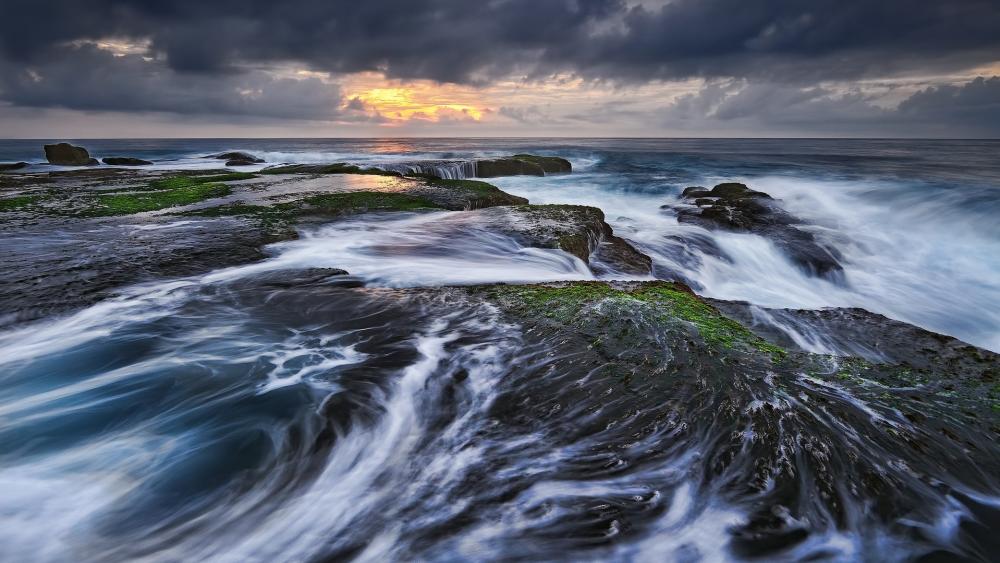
0,162 -> 28,172
509,154 -> 572,174
477,279 -> 1000,555
474,154 -> 572,177
206,152 -> 264,164
711,301 -> 999,375
102,157 -> 153,166
682,186 -> 711,198
475,158 -> 545,177
480,205 -> 652,275
671,182 -> 843,279
709,182 -> 772,199
44,143 -> 98,166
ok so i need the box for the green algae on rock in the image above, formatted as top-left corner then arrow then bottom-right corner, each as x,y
485,281 -> 784,357
412,176 -> 528,208
0,195 -> 41,212
86,183 -> 231,216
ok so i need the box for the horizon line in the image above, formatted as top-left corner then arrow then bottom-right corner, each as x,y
2,136 -> 999,141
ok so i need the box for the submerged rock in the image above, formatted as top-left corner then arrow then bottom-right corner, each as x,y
102,157 -> 153,166
0,162 -> 28,172
44,143 -> 98,166
669,182 -> 843,279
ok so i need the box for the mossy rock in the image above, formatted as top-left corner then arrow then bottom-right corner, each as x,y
0,195 -> 41,212
485,281 -> 784,357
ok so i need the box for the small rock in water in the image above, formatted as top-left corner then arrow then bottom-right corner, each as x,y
206,151 -> 265,165
0,162 -> 28,172
102,157 -> 153,166
43,143 -> 98,166
671,182 -> 843,279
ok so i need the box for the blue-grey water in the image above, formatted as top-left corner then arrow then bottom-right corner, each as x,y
1,138 -> 999,561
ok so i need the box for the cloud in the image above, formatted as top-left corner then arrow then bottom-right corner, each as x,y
1,0 -> 997,85
652,76 -> 1000,136
0,0 -> 997,135
0,44 -> 346,120
897,76 -> 1000,135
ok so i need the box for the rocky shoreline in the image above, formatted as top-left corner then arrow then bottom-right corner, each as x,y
2,155 -> 996,405
1,149 -> 999,559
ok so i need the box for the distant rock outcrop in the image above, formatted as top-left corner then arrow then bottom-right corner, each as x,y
102,157 -> 153,166
44,143 -> 98,166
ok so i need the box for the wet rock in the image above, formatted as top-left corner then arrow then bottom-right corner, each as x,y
508,154 -> 572,174
479,205 -> 652,275
670,182 -> 843,279
711,301 -> 1000,374
0,216 -> 274,327
206,152 -> 264,165
475,154 -> 572,177
44,143 -> 98,166
474,280 -> 1000,559
681,186 -> 710,198
0,162 -> 28,172
102,157 -> 153,166
475,158 -> 546,177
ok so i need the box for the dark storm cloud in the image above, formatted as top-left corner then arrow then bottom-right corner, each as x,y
897,76 -> 1000,134
2,0 -> 997,83
0,45 -> 352,120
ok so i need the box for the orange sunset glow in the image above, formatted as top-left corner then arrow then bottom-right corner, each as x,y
343,73 -> 488,123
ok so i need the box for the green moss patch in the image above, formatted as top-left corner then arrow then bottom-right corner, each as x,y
413,176 -> 529,207
0,195 -> 41,212
488,281 -> 786,358
80,177 -> 232,216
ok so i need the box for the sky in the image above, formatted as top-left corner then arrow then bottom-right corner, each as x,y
1,0 -> 998,138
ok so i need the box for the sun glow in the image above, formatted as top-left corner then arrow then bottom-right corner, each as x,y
343,73 -> 487,123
